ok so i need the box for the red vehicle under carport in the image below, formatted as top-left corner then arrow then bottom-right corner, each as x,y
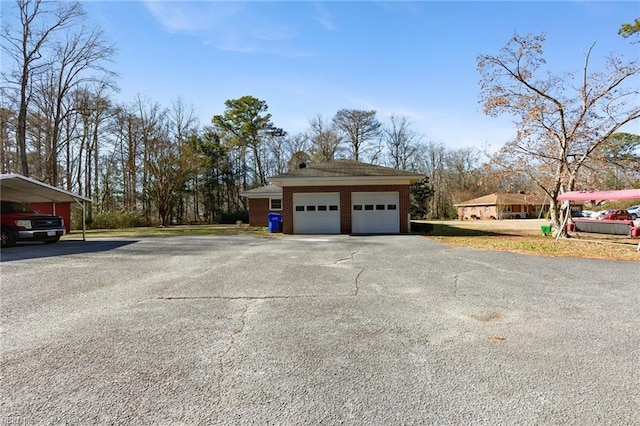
0,174 -> 91,246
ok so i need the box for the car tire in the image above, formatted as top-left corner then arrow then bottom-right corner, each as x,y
631,214 -> 637,220
1,227 -> 16,248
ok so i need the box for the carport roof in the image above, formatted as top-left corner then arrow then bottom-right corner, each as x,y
0,174 -> 92,203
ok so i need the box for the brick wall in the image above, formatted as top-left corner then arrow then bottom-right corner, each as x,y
247,198 -> 283,226
282,185 -> 411,234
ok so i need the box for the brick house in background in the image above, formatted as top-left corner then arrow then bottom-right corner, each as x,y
242,160 -> 424,234
454,193 -> 549,220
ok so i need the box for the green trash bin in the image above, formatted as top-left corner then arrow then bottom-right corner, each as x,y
541,224 -> 552,236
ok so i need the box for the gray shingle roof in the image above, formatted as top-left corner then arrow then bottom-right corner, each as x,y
270,160 -> 424,179
239,184 -> 282,196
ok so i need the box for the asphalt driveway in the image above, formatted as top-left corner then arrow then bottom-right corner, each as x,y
1,235 -> 638,424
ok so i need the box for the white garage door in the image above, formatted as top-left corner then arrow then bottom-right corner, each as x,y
293,193 -> 340,234
352,192 -> 400,234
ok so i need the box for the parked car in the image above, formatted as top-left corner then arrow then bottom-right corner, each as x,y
1,200 -> 65,247
602,209 -> 631,221
626,205 -> 639,220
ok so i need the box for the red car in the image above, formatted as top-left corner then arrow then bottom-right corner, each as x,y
602,209 -> 631,220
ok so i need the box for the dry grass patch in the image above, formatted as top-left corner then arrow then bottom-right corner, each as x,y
417,220 -> 639,261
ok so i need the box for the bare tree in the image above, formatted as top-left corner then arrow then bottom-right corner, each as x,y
265,132 -> 308,175
0,107 -> 17,172
478,34 -> 640,232
307,114 -> 342,162
73,81 -> 113,220
1,0 -> 83,176
332,109 -> 381,162
168,97 -> 198,146
167,98 -> 199,222
146,135 -> 196,227
419,141 -> 448,218
382,115 -> 421,170
135,96 -> 166,223
112,104 -> 142,212
34,25 -> 115,185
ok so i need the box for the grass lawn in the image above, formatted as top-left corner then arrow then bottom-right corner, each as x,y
416,220 -> 639,261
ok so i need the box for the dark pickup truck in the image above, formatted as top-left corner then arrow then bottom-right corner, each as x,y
1,200 -> 65,247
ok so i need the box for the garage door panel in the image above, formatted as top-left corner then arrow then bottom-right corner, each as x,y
293,193 -> 340,234
352,192 -> 399,234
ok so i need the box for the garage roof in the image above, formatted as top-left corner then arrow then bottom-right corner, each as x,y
0,174 -> 92,203
239,184 -> 282,198
270,160 -> 424,179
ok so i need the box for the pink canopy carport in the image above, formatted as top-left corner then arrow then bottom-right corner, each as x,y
557,189 -> 640,202
557,188 -> 640,250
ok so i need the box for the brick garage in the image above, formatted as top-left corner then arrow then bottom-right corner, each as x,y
280,185 -> 411,234
264,160 -> 423,235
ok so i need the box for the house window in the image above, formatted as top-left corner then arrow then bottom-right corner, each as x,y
376,204 -> 385,210
364,205 -> 374,211
270,198 -> 282,210
354,205 -> 363,211
318,205 -> 327,211
295,206 -> 304,212
387,204 -> 397,210
306,205 -> 316,211
329,205 -> 338,211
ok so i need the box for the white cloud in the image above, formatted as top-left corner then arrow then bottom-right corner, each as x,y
312,3 -> 336,31
144,1 -> 312,57
143,2 -> 242,34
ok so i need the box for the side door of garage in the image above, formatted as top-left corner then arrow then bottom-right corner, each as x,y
293,193 -> 341,234
352,192 -> 399,234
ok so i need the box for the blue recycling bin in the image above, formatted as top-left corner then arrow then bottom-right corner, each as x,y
268,212 -> 283,233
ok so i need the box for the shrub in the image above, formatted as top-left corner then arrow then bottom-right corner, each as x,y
90,211 -> 143,229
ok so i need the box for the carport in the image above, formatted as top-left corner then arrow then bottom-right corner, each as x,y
0,174 -> 92,241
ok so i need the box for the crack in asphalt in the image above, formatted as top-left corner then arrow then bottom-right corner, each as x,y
453,274 -> 459,298
334,248 -> 361,264
157,295 -> 348,301
354,268 -> 364,296
217,300 -> 253,406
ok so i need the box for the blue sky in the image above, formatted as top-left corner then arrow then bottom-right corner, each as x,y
11,1 -> 640,149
